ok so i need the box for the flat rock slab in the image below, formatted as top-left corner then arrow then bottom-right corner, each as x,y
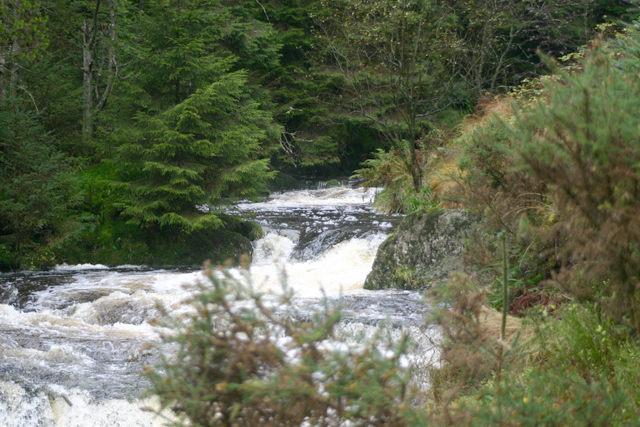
364,209 -> 478,290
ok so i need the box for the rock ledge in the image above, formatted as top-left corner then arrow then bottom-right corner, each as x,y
364,209 -> 478,290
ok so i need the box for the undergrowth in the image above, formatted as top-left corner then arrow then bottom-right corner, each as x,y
144,25 -> 640,427
145,264 -> 427,427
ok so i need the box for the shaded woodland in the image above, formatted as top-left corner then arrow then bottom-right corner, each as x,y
0,0 -> 632,268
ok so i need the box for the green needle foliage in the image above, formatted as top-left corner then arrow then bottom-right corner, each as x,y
107,0 -> 282,233
145,266 -> 425,427
512,40 -> 640,335
111,71 -> 279,232
0,100 -> 81,269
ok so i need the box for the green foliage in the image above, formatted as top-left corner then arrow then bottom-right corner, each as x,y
0,0 -> 49,65
0,100 -> 82,269
315,0 -> 455,190
430,280 -> 640,427
454,371 -> 627,427
111,70 -> 279,232
540,304 -> 621,381
454,106 -> 561,317
0,0 -> 635,267
511,42 -> 640,334
145,267 -> 426,427
101,0 -> 283,233
354,149 -> 437,213
119,0 -> 279,110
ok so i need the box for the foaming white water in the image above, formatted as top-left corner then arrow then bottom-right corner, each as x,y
0,381 -> 176,427
237,186 -> 379,210
250,233 -> 386,297
54,263 -> 110,271
0,302 -> 159,341
27,270 -> 202,311
252,233 -> 296,265
0,185 -> 427,424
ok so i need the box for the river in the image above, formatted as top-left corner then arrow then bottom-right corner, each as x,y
0,184 -> 437,426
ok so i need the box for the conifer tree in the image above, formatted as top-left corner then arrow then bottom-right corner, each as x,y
0,99 -> 79,268
110,0 -> 281,232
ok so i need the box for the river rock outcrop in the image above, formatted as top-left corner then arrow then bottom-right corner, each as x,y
364,208 -> 478,290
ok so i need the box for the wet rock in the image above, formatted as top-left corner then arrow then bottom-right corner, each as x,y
364,208 -> 478,290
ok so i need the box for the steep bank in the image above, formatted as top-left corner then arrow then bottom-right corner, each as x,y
52,214 -> 260,269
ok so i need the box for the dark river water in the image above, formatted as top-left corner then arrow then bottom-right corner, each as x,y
0,185 -> 437,426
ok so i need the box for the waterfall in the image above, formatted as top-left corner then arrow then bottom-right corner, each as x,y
0,185 -> 436,426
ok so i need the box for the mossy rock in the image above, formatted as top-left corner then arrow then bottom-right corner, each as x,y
325,179 -> 341,188
145,227 -> 252,267
364,208 -> 479,290
219,214 -> 264,241
55,215 -> 257,268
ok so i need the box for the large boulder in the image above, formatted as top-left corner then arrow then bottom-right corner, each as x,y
364,208 -> 478,290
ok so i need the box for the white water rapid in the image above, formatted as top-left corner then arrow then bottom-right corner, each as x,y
0,185 -> 436,426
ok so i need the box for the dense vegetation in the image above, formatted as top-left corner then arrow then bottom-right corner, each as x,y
143,10 -> 640,427
5,0 -> 640,424
0,0 -> 629,270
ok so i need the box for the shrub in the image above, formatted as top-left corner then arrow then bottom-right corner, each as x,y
354,148 -> 437,213
430,282 -> 636,427
512,42 -> 640,335
144,266 -> 426,427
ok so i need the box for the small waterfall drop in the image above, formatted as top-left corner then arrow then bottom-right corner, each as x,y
0,184 -> 436,426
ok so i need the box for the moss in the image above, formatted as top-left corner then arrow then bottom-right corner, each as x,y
365,209 -> 478,290
53,215 -> 256,268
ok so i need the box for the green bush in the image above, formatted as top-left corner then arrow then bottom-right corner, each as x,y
511,43 -> 640,335
431,286 -> 638,427
455,370 -> 627,427
354,149 -> 437,213
539,304 -> 620,382
145,266 -> 426,427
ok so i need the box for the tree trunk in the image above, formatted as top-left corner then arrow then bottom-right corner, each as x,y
82,0 -> 103,141
9,0 -> 22,99
95,0 -> 117,112
82,19 -> 94,140
0,48 -> 6,99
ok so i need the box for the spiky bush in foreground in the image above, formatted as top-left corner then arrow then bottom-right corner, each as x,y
512,41 -> 640,335
144,266 -> 425,427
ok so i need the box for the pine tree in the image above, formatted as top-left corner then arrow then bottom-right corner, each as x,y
110,0 -> 281,232
0,99 -> 79,269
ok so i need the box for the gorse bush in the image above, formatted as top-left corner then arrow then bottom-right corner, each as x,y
428,278 -> 637,427
453,105 -> 558,312
453,370 -> 627,427
512,41 -> 640,335
540,303 -> 626,381
145,265 -> 426,427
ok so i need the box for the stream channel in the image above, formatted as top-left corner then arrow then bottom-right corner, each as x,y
0,184 -> 438,426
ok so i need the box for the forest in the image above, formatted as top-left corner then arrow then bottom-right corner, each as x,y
0,0 -> 632,270
144,14 -> 640,424
4,0 -> 640,426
